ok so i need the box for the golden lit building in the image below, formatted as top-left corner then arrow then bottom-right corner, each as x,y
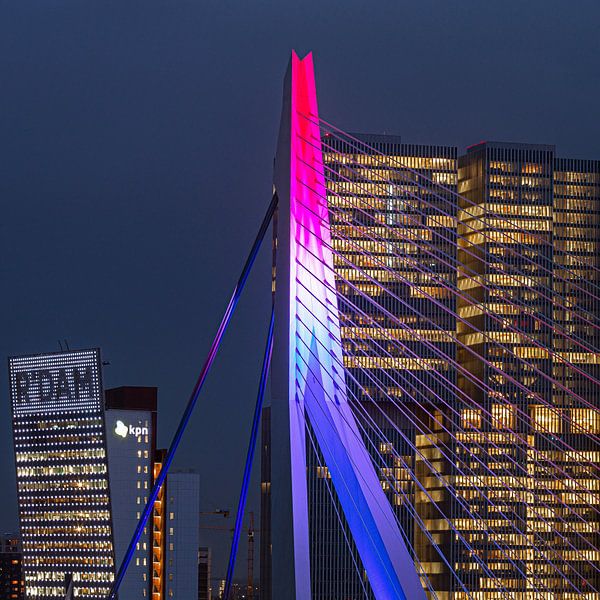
452,142 -> 600,598
151,450 -> 166,600
319,134 -> 458,599
259,135 -> 599,599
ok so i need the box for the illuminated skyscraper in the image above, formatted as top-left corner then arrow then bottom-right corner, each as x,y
261,134 -> 459,599
322,135 -> 458,599
105,386 -> 157,600
261,134 -> 599,598
8,349 -> 115,600
447,143 -> 600,598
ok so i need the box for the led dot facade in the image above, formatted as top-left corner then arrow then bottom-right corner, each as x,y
8,349 -> 115,599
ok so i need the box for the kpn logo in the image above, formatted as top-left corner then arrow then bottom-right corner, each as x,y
114,420 -> 149,439
115,420 -> 129,438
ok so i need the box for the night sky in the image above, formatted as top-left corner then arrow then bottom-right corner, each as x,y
1,0 -> 599,583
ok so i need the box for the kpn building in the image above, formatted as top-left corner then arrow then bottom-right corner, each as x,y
8,349 -> 157,600
104,386 -> 157,600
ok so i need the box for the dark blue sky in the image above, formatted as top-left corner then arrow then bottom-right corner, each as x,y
1,0 -> 599,582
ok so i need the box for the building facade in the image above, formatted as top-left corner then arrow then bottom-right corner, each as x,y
324,135 -> 458,599
197,547 -> 211,600
447,142 -> 600,599
164,471 -> 200,600
105,386 -> 158,600
262,134 -> 459,599
261,136 -> 600,598
0,533 -> 25,600
8,349 -> 115,599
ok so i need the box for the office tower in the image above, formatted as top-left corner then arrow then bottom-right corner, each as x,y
447,142 -> 600,598
197,547 -> 211,600
8,349 -> 115,600
334,134 -> 459,591
152,457 -> 203,600
105,386 -> 158,599
261,134 -> 599,598
550,156 -> 600,597
164,470 -> 200,600
261,135 -> 458,599
0,533 -> 24,600
552,157 -> 600,406
320,135 -> 458,598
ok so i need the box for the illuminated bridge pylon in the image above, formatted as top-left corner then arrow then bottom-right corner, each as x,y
268,51 -> 600,600
110,50 -> 600,600
270,51 -> 425,600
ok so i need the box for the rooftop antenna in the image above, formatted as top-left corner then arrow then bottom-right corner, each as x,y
64,339 -> 70,351
58,340 -> 64,351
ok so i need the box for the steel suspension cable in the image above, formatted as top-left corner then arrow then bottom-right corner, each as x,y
293,235 -> 600,508
303,130 -> 600,339
296,142 -> 600,357
107,194 -> 277,600
295,365 -> 487,598
299,161 -> 600,364
294,287 -> 599,586
293,296 -> 600,578
295,346 -> 530,598
294,230 -> 600,498
223,304 -> 275,600
311,115 -> 600,295
294,271 -> 600,525
294,200 -> 600,441
300,372 -> 461,600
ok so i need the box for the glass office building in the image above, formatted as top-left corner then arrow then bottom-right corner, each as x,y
261,137 -> 599,599
8,349 -> 115,599
259,135 -> 458,599
321,135 -> 458,599
449,142 -> 600,599
105,386 -> 157,600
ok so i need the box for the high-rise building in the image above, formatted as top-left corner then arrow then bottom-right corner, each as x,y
164,470 -> 200,600
261,135 -> 459,599
105,386 -> 158,600
324,135 -> 459,599
197,547 -> 211,600
106,395 -> 200,600
0,533 -> 25,600
443,142 -> 600,599
261,135 -> 600,598
8,349 -> 115,599
151,449 -> 167,600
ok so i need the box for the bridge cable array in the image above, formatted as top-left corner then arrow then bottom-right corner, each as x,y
292,113 -> 599,598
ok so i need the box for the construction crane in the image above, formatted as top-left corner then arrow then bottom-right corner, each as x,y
199,510 -> 255,599
200,508 -> 230,518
